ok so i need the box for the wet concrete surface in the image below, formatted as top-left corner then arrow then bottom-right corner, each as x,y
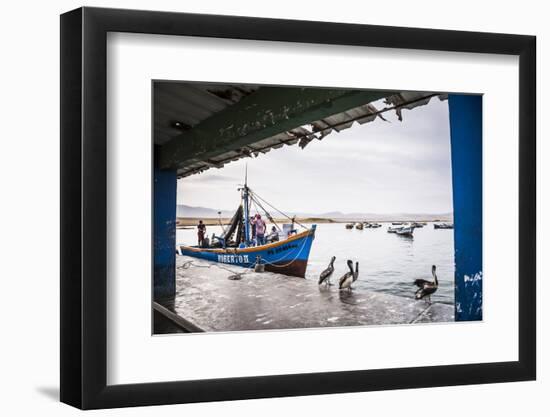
158,255 -> 454,332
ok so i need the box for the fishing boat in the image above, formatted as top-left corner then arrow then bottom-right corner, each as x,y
345,223 -> 354,229
179,175 -> 316,278
388,224 -> 415,236
395,225 -> 415,237
434,223 -> 454,229
355,222 -> 364,230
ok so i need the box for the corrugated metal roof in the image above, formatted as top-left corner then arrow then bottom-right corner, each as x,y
154,82 -> 259,145
154,82 -> 447,178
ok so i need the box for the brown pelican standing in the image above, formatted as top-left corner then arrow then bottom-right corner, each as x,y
414,265 -> 439,304
339,260 -> 355,292
318,256 -> 336,286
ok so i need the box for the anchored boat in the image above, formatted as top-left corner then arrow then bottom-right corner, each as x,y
388,224 -> 415,236
395,225 -> 415,237
364,222 -> 381,228
179,176 -> 316,278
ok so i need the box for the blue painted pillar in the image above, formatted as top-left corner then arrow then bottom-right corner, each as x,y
154,151 -> 177,300
448,95 -> 483,321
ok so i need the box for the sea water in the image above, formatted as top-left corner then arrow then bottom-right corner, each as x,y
176,222 -> 454,305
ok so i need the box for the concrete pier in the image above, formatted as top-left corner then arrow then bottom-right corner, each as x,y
157,255 -> 454,332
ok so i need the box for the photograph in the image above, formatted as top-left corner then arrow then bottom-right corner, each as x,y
152,81 -> 482,333
52,3 -> 537,411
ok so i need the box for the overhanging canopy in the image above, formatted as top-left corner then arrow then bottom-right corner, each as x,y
154,82 -> 447,178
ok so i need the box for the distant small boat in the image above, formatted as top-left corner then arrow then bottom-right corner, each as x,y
388,223 -> 415,236
345,223 -> 354,229
396,226 -> 414,237
411,222 -> 424,228
355,223 -> 364,230
363,222 -> 381,229
434,223 -> 453,229
392,222 -> 404,225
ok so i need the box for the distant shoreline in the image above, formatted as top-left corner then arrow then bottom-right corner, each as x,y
177,216 -> 452,227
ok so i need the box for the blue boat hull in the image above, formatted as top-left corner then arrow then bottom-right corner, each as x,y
179,226 -> 316,278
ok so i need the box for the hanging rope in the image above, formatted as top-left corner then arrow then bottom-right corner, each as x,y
249,193 -> 281,231
250,196 -> 261,217
250,188 -> 307,230
218,215 -> 227,234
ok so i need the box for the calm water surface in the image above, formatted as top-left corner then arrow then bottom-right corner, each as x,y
177,222 -> 455,305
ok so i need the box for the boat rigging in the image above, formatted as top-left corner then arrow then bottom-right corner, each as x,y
179,173 -> 316,278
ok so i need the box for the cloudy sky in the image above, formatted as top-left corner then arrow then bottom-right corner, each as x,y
177,97 -> 453,215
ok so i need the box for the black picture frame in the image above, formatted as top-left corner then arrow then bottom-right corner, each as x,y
60,6 -> 536,410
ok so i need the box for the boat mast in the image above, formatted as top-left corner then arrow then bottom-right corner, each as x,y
242,165 -> 251,245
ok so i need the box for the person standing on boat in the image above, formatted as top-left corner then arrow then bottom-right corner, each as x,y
250,216 -> 257,245
253,214 -> 266,246
197,220 -> 206,247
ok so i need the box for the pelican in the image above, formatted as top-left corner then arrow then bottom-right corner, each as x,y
352,261 -> 359,283
318,256 -> 336,286
414,265 -> 439,304
339,260 -> 355,292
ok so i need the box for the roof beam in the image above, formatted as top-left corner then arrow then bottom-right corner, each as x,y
158,86 -> 394,170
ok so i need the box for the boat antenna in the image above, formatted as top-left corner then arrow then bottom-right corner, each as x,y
242,163 -> 251,244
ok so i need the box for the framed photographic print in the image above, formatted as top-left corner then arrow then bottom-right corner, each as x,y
60,6 -> 536,409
